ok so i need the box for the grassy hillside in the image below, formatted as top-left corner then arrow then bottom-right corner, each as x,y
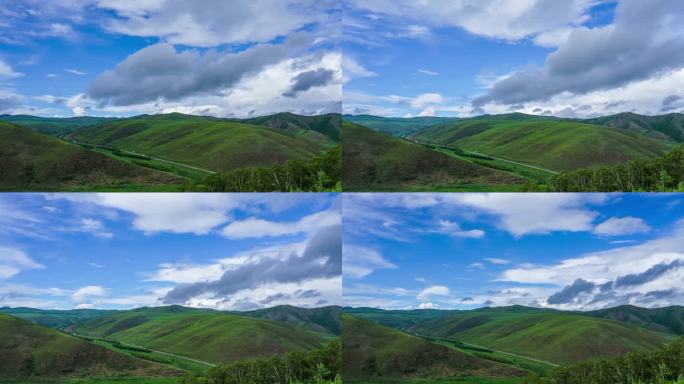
67,307 -> 331,365
587,305 -> 684,335
343,307 -> 451,329
242,305 -> 341,335
585,112 -> 684,142
343,115 -> 455,137
410,307 -> 670,364
0,307 -> 117,329
244,112 -> 341,143
0,122 -> 183,191
342,121 -> 525,191
416,116 -> 671,171
0,115 -> 115,136
342,314 -> 523,383
68,113 -> 328,173
0,314 -> 179,381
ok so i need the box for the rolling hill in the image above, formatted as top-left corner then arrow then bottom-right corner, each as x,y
342,314 -> 523,382
342,121 -> 525,191
0,121 -> 183,191
343,307 -> 451,329
343,114 -> 455,136
0,307 -> 117,329
244,112 -> 341,143
587,305 -> 684,335
67,113 -> 332,172
0,313 -> 179,380
415,115 -> 671,171
585,112 -> 684,142
242,305 -> 341,335
409,306 -> 671,364
0,114 -> 115,136
67,306 -> 332,365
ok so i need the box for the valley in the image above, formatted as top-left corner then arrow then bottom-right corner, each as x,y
342,112 -> 683,192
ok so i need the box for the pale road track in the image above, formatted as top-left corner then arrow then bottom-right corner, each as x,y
69,139 -> 216,174
407,138 -> 560,175
460,341 -> 560,367
72,332 -> 217,367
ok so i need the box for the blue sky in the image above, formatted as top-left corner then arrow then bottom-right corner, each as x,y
0,193 -> 341,310
343,0 -> 684,118
343,193 -> 684,311
0,1 -> 341,117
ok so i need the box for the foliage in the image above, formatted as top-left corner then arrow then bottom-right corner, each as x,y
179,339 -> 341,384
199,146 -> 341,192
548,145 -> 684,192
527,338 -> 684,384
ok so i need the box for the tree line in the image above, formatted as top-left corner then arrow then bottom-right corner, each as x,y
547,146 -> 684,192
523,338 -> 684,384
178,339 -> 341,384
186,146 -> 341,192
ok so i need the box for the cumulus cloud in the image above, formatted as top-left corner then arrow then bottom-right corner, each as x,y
343,244 -> 397,279
0,247 -> 44,279
593,216 -> 651,237
417,285 -> 450,300
434,220 -> 485,238
282,69 -> 336,98
72,285 -> 106,301
222,209 -> 340,239
474,0 -> 684,106
418,302 -> 438,309
88,35 -> 313,106
0,59 -> 22,78
162,225 -> 341,304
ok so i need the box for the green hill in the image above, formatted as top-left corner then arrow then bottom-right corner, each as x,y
0,114 -> 116,136
343,307 -> 451,329
585,112 -> 684,142
343,115 -> 455,136
67,307 -> 332,365
244,112 -> 341,143
342,314 -> 523,382
0,307 -> 117,329
67,113 -> 329,173
242,305 -> 341,335
342,121 -> 525,191
410,307 -> 670,364
416,115 -> 671,171
587,305 -> 684,335
0,313 -> 179,381
0,121 -> 183,191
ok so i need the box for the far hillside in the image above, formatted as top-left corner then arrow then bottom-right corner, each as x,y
241,305 -> 342,335
0,313 -> 180,381
0,307 -> 117,329
67,306 -> 333,365
0,114 -> 115,136
341,314 -> 524,383
342,121 -> 525,191
343,114 -> 455,136
584,112 -> 684,142
0,121 -> 183,191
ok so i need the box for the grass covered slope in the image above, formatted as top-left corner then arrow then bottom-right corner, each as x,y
411,308 -> 670,364
416,117 -> 670,171
0,114 -> 115,136
342,121 -> 525,191
244,112 -> 341,143
67,307 -> 331,365
0,307 -> 116,329
68,113 -> 328,172
343,115 -> 455,136
0,122 -> 183,191
586,112 -> 684,142
242,305 -> 342,335
342,315 -> 523,382
0,314 -> 179,381
587,305 -> 684,335
343,307 -> 450,329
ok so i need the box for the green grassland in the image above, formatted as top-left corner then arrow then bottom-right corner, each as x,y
343,115 -> 456,136
343,307 -> 451,329
586,305 -> 684,334
342,314 -> 524,383
585,112 -> 684,142
341,121 -> 525,191
0,115 -> 115,136
67,307 -> 332,365
242,305 -> 342,335
0,307 -> 116,329
0,122 -> 184,191
416,117 -> 672,171
0,314 -> 180,382
244,112 -> 341,143
67,113 -> 328,173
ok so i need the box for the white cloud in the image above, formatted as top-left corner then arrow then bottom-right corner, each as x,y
222,209 -> 340,239
0,59 -> 22,78
76,303 -> 94,309
435,220 -> 485,239
594,217 -> 651,237
78,218 -> 113,239
343,245 -> 397,279
417,285 -> 450,300
418,69 -> 438,76
0,247 -> 44,279
418,302 -> 438,309
63,68 -> 86,75
343,56 -> 377,83
485,258 -> 510,265
72,285 -> 106,301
